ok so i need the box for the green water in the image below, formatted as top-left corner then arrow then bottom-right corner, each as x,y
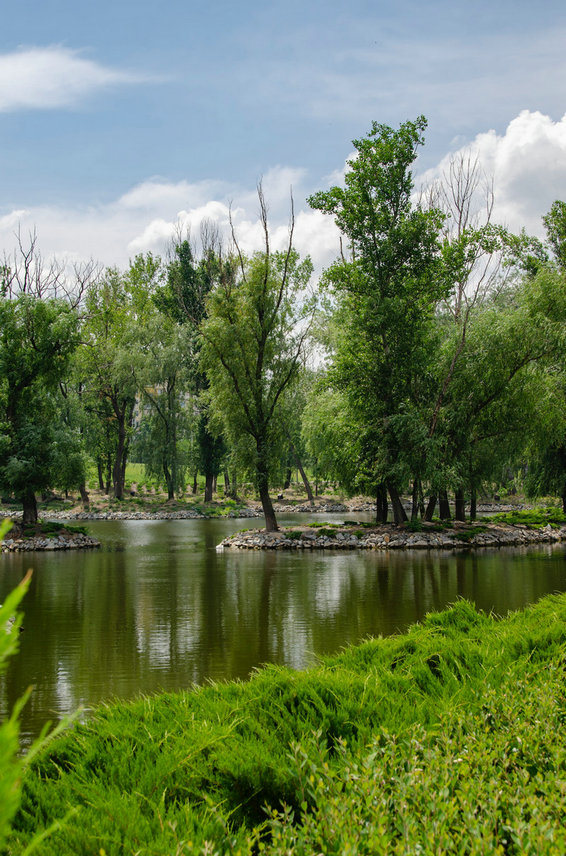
2,514 -> 566,742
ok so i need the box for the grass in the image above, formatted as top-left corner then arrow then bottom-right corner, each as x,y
9,594 -> 566,854
485,507 -> 566,528
9,521 -> 90,540
450,524 -> 489,542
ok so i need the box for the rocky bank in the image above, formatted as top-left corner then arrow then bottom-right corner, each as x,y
219,521 -> 566,551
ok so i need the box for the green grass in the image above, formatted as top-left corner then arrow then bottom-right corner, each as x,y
15,522 -> 89,539
485,506 -> 566,529
9,595 -> 566,854
450,524 -> 489,542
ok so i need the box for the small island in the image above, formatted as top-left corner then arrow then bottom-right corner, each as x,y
0,520 -> 100,552
219,509 -> 566,551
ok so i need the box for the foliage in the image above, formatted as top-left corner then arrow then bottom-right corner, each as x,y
542,199 -> 566,271
486,507 -> 566,528
0,294 -> 82,522
308,117 -> 447,518
201,239 -> 314,530
10,594 -> 566,854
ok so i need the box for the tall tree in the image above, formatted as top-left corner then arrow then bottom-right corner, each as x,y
78,262 -> 156,500
200,189 -> 314,531
155,236 -> 228,502
309,117 -> 447,522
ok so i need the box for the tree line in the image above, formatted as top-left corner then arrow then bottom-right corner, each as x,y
2,116 -> 566,530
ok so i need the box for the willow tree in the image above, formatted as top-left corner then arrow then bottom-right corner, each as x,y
200,190 -> 314,531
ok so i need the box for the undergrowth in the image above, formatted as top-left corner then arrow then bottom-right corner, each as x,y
9,595 -> 566,854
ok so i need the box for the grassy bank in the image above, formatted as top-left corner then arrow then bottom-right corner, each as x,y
9,595 -> 566,854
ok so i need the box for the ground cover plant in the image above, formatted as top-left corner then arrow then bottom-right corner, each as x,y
8,594 -> 566,854
485,507 -> 566,528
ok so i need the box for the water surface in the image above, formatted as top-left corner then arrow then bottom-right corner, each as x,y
2,514 -> 566,742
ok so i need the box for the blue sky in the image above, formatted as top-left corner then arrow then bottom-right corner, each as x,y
2,0 -> 566,269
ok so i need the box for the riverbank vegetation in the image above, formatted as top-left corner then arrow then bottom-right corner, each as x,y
2,117 -> 566,531
5,593 -> 566,854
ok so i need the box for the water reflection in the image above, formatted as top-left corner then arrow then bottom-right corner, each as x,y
1,516 -> 566,742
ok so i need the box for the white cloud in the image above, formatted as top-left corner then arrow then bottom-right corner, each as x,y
0,166 -> 340,276
0,46 -> 151,112
419,110 -> 566,237
2,110 -> 565,280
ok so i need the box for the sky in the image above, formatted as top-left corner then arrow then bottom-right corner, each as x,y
1,0 -> 566,274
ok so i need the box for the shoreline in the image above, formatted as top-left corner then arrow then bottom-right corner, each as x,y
219,520 -> 566,551
0,500 -> 540,551
0,499 -> 526,523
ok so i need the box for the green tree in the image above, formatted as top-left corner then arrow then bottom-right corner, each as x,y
78,257 -> 162,500
432,264 -> 566,515
0,294 -> 81,522
309,117 -> 447,522
200,192 -> 314,530
156,237 -> 229,501
543,200 -> 566,271
134,317 -> 193,500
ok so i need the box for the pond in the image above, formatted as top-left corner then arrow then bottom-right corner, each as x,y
2,513 -> 566,743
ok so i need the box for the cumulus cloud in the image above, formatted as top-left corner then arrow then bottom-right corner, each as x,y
0,46 -> 151,111
419,110 -> 566,237
0,165 -> 341,276
2,110 -> 564,278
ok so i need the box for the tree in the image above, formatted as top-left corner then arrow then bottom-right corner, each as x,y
309,117 -> 447,522
0,294 -> 81,522
155,235 -> 228,502
79,268 -> 144,499
543,200 -> 566,271
200,189 -> 314,531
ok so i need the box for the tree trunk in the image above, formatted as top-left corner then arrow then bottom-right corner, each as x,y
424,494 -> 437,521
97,460 -> 104,491
470,486 -> 477,520
79,482 -> 90,510
439,490 -> 451,520
112,411 -> 127,500
410,477 -> 420,520
192,471 -> 198,494
283,468 -> 292,490
204,472 -> 214,503
454,488 -> 466,521
105,452 -> 112,495
22,489 -> 38,525
225,470 -> 238,500
163,458 -> 174,501
376,482 -> 388,523
290,442 -> 314,504
387,482 -> 407,524
257,439 -> 278,531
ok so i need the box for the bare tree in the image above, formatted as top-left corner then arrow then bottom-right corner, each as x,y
2,227 -> 101,306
